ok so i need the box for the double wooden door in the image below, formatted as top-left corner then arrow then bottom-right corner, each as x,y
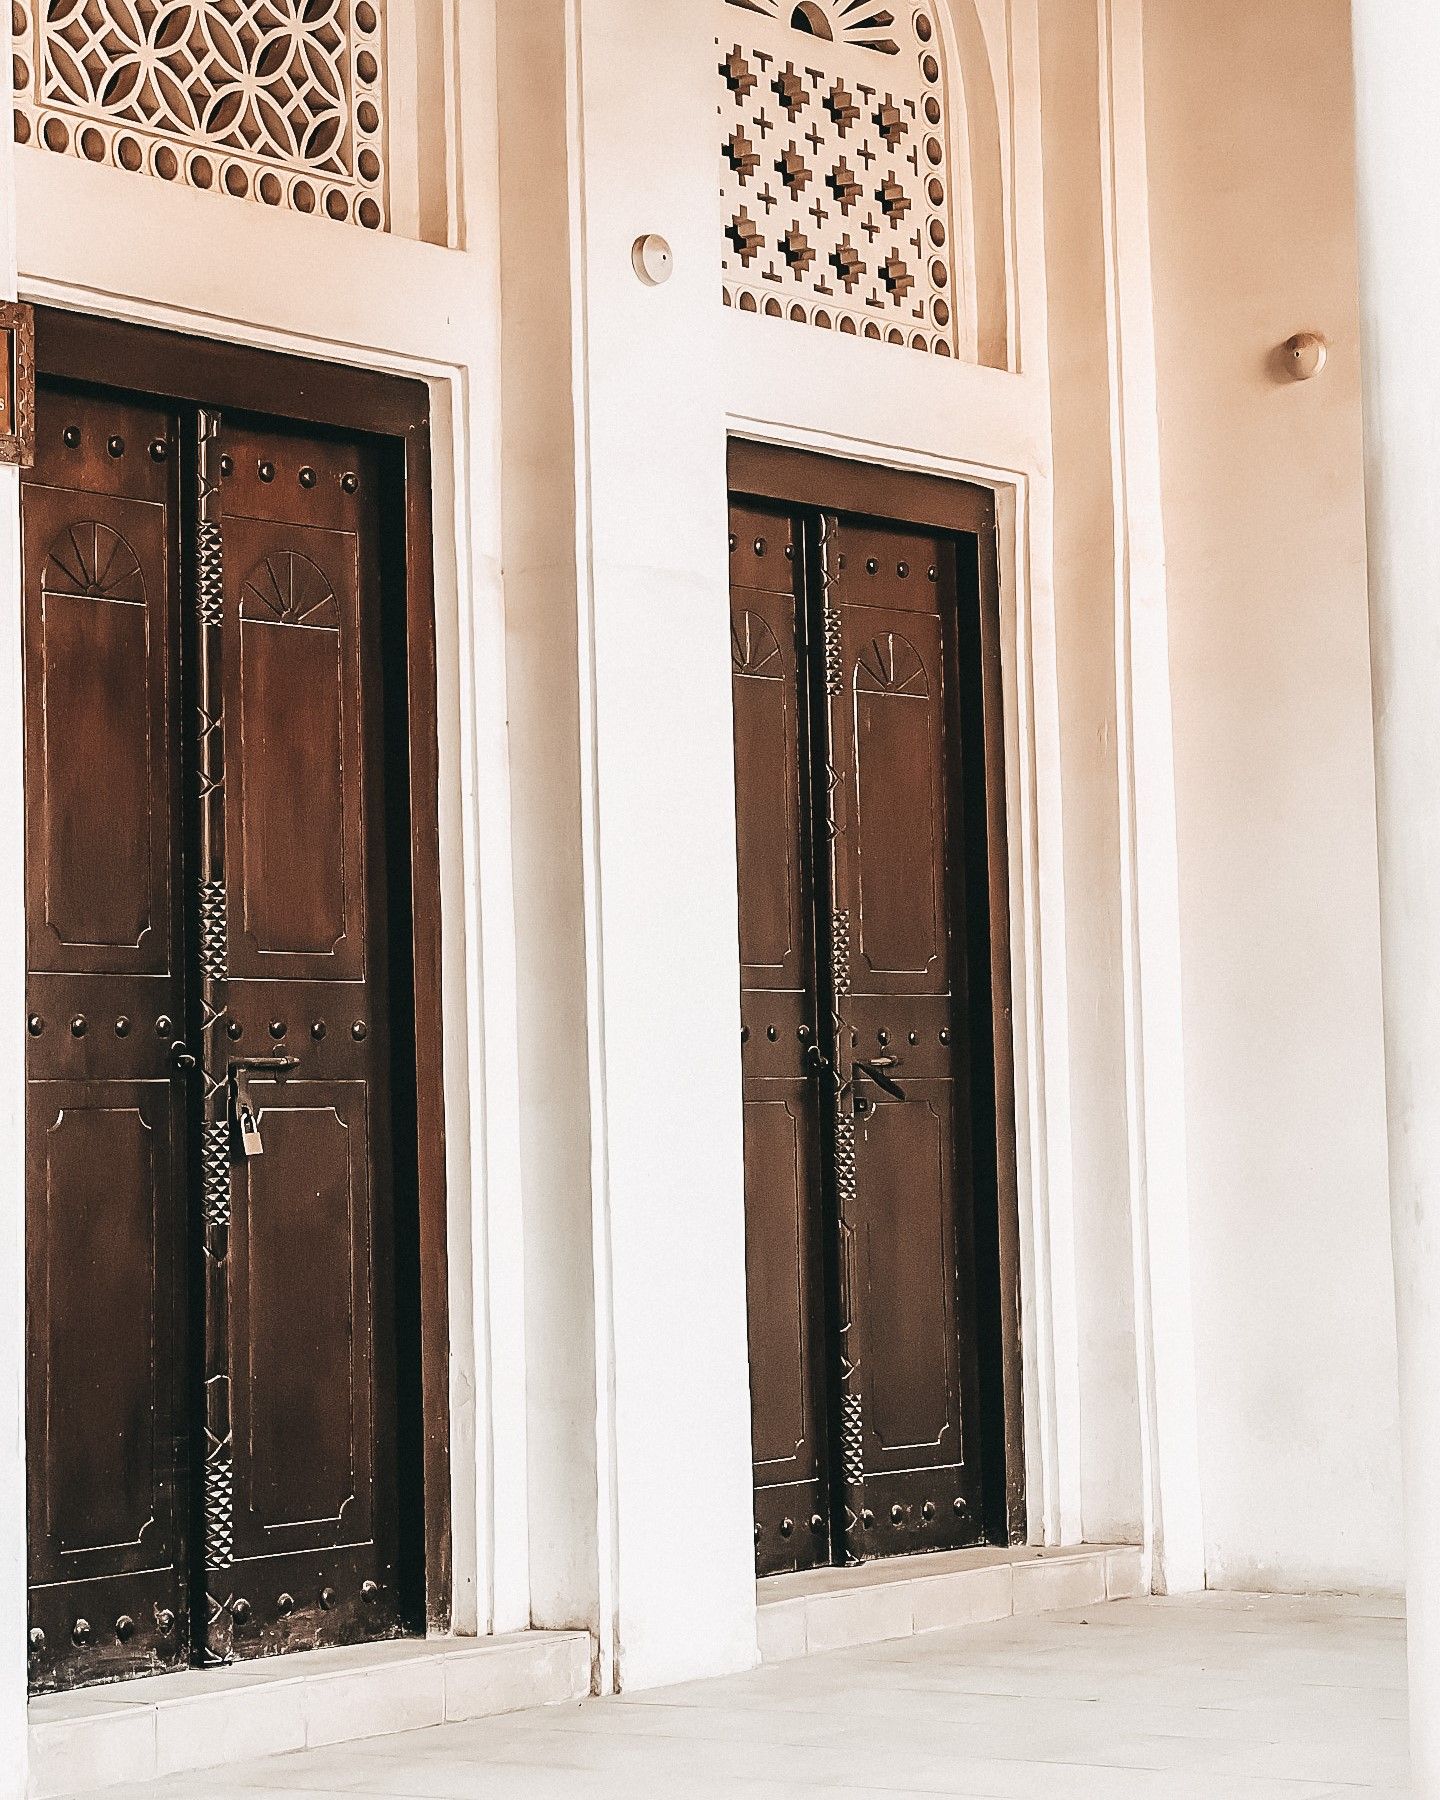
24,342 -> 431,1693
731,449 -> 1021,1577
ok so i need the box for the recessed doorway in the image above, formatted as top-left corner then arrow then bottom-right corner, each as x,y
23,311 -> 451,1693
729,442 -> 1023,1577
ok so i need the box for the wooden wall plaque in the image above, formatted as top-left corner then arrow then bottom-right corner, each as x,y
0,302 -> 34,468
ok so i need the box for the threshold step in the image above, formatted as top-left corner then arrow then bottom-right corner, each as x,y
756,1542 -> 1145,1662
28,1629 -> 592,1799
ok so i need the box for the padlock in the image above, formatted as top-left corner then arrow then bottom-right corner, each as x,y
228,1056 -> 299,1159
231,1068 -> 266,1159
237,1100 -> 264,1159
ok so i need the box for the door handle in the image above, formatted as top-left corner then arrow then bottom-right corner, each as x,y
169,1041 -> 197,1071
230,1056 -> 301,1076
229,1056 -> 300,1159
854,1057 -> 906,1102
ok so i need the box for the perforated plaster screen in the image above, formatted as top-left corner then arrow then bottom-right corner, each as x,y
11,0 -> 388,230
719,0 -> 959,354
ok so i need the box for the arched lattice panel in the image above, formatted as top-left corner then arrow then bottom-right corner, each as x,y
10,0 -> 389,230
719,0 -> 962,356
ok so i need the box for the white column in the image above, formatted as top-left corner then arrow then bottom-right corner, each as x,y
1350,5 -> 1440,1792
1096,0 -> 1205,1596
568,0 -> 759,1691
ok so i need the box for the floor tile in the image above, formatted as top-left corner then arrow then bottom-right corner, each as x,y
50,1594 -> 1411,1800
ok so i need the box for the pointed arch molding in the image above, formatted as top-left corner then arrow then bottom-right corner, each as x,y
719,0 -> 1008,364
10,0 -> 389,231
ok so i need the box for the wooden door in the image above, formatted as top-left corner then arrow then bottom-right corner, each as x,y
818,515 -> 987,1562
24,333 -> 436,1693
730,504 -> 832,1576
193,413 -> 406,1662
731,459 -> 1017,1575
23,389 -> 192,1688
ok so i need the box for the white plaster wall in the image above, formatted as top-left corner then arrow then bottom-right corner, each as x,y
1143,0 -> 1403,1593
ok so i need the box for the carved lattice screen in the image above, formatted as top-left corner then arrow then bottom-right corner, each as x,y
719,0 -> 959,354
11,0 -> 388,230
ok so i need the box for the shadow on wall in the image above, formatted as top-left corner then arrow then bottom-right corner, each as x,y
945,0 -> 1011,370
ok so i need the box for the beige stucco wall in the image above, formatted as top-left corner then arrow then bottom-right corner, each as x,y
1143,0 -> 1402,1591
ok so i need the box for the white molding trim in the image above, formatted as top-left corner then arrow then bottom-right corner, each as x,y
1095,0 -> 1205,1596
566,0 -> 623,1699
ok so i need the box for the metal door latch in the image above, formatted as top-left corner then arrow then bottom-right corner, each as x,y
229,1056 -> 299,1159
853,1055 -> 906,1105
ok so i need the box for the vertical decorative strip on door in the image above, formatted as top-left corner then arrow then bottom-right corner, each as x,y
194,408 -> 237,1663
814,511 -> 869,1560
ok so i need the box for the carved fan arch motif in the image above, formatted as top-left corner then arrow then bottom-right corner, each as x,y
720,0 -> 963,354
855,630 -> 929,697
241,552 -> 340,629
732,609 -> 786,680
43,521 -> 145,602
727,0 -> 903,56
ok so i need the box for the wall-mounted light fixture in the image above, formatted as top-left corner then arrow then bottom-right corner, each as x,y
1283,332 -> 1328,381
632,235 -> 674,287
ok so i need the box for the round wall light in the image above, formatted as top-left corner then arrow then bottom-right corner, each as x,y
1283,332 -> 1328,381
632,234 -> 674,286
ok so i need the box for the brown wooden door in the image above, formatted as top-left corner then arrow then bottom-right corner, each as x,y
194,413 -> 405,1662
25,362 -> 423,1692
818,515 -> 987,1563
730,505 -> 832,1575
732,472 -> 1012,1576
23,389 -> 192,1686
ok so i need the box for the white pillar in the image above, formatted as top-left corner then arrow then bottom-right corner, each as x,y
1350,5 -> 1440,1791
567,0 -> 759,1691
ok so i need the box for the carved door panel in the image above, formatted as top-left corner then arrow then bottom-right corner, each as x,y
819,518 -> 986,1561
196,417 -> 403,1661
731,506 -> 832,1577
732,489 -> 994,1575
24,390 -> 192,1691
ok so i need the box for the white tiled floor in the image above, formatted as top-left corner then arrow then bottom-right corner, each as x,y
54,1592 -> 1409,1800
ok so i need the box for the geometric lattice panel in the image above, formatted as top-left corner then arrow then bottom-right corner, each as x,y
719,0 -> 958,354
11,0 -> 388,230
